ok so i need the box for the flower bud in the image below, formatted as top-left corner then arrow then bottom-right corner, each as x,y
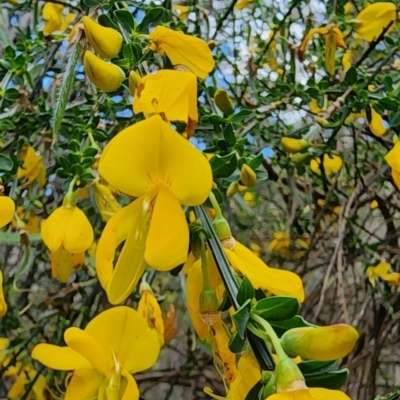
369,106 -> 386,137
316,117 -> 330,128
128,70 -> 142,95
226,181 -> 239,197
240,164 -> 256,187
84,51 -> 124,93
275,357 -> 306,392
83,16 -> 122,59
199,287 -> 220,325
213,215 -> 232,241
290,153 -> 313,165
214,89 -> 234,116
280,137 -> 310,154
280,324 -> 359,361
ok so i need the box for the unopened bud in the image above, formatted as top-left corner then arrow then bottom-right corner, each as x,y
275,357 -> 306,392
280,137 -> 310,154
129,70 -> 142,95
199,288 -> 220,325
213,215 -> 232,241
240,164 -> 257,187
290,153 -> 313,165
316,117 -> 330,128
214,89 -> 234,116
226,181 -> 239,197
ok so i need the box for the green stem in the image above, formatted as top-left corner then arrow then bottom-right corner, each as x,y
251,312 -> 288,361
200,234 -> 211,290
209,191 -> 224,219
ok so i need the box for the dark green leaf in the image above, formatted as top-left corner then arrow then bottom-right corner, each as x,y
218,291 -> 232,312
0,155 -> 13,172
209,153 -> 237,178
237,277 -> 255,306
114,9 -> 135,32
248,152 -> 265,170
209,114 -> 225,124
228,331 -> 247,353
378,97 -> 399,111
244,381 -> 263,400
298,360 -> 337,376
345,67 -> 357,85
254,296 -> 299,321
4,88 -> 21,101
229,109 -> 253,123
223,124 -> 236,146
305,369 -> 349,390
98,14 -> 119,30
138,7 -> 164,33
270,315 -> 315,337
231,299 -> 251,339
83,147 -> 98,158
389,111 -> 400,128
384,76 -> 393,92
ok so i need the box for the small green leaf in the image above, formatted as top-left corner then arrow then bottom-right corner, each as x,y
270,315 -> 315,337
114,9 -> 135,32
98,14 -> 119,30
218,291 -> 232,312
4,88 -> 21,100
229,109 -> 253,123
345,66 -> 357,85
237,277 -> 255,306
254,296 -> 299,321
248,152 -> 265,170
389,111 -> 400,128
223,124 -> 236,146
231,299 -> 251,339
228,331 -> 247,353
0,155 -> 14,172
378,97 -> 398,111
305,368 -> 349,390
209,153 -> 237,178
138,7 -> 164,33
298,360 -> 337,376
384,76 -> 393,92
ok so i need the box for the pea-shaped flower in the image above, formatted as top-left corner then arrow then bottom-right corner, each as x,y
83,16 -> 122,59
310,154 -> 343,176
0,196 -> 15,228
32,306 -> 160,400
41,203 -> 94,282
96,115 -> 212,304
84,51 -> 124,93
149,26 -> 215,79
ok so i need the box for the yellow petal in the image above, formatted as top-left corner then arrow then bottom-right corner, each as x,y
173,4 -> 190,20
226,241 -> 304,302
95,201 -> 138,289
281,138 -> 310,154
42,2 -> 63,36
134,70 -> 198,131
385,142 -> 400,171
145,186 -> 188,270
280,324 -> 359,361
369,106 -> 386,137
65,368 -> 104,400
355,2 -> 397,42
0,270 -> 7,317
310,154 -> 343,175
342,50 -> 352,71
0,196 -> 15,229
268,388 -> 351,399
31,344 -> 92,370
83,16 -> 122,59
84,306 -> 160,374
325,31 -> 337,75
106,196 -> 152,305
121,370 -> 140,400
58,247 -> 73,283
149,26 -> 215,79
93,182 -> 121,222
64,327 -> 111,377
99,114 -> 212,205
17,146 -> 43,183
84,51 -> 124,92
299,27 -> 330,59
235,0 -> 253,10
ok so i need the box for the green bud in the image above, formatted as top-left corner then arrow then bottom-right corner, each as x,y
214,89 -> 234,116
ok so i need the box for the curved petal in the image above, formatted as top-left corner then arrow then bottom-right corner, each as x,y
64,327 -> 110,377
85,306 -> 160,374
122,371 -> 140,400
226,241 -> 304,303
63,206 -> 94,253
95,202 -> 138,289
106,195 -> 152,305
145,187 -> 189,270
40,207 -> 69,252
31,344 -> 92,370
99,115 -> 212,205
0,196 -> 15,229
65,368 -> 104,400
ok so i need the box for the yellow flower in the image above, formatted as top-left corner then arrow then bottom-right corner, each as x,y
224,239 -> 305,302
240,164 -> 257,187
310,154 -> 343,176
96,115 -> 212,304
268,232 -> 290,254
280,324 -> 359,361
342,50 -> 352,71
42,3 -> 75,37
137,281 -> 165,346
41,204 -> 94,282
0,196 -> 15,228
83,16 -> 122,59
93,182 -> 121,222
84,51 -> 124,92
243,191 -> 256,207
385,142 -> 400,172
280,137 -> 310,154
129,70 -> 142,94
149,26 -> 215,79
299,26 -> 346,75
173,4 -> 190,20
17,146 -> 46,186
214,89 -> 234,116
354,2 -> 397,42
370,200 -> 379,210
7,365 -> 47,400
310,98 -> 322,114
344,110 -> 366,125
0,270 -> 7,317
381,272 -> 400,286
12,206 -> 40,233
366,261 -> 391,287
32,306 -> 160,400
235,0 -> 253,10
267,388 -> 351,400
369,106 -> 386,137
134,70 -> 198,137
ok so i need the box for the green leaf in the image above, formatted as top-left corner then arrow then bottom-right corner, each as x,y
98,14 -> 119,30
345,66 -> 357,85
228,331 -> 247,353
389,111 -> 400,128
237,277 -> 255,306
270,315 -> 315,337
305,369 -> 349,390
52,43 -> 81,144
138,7 -> 164,33
4,88 -> 21,100
114,9 -> 135,32
231,299 -> 251,339
229,109 -> 253,123
209,153 -> 237,178
378,97 -> 398,111
254,296 -> 299,321
244,381 -> 263,400
218,291 -> 232,312
248,152 -> 265,170
298,360 -> 337,376
384,76 -> 393,92
0,154 -> 14,172
223,124 -> 236,146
